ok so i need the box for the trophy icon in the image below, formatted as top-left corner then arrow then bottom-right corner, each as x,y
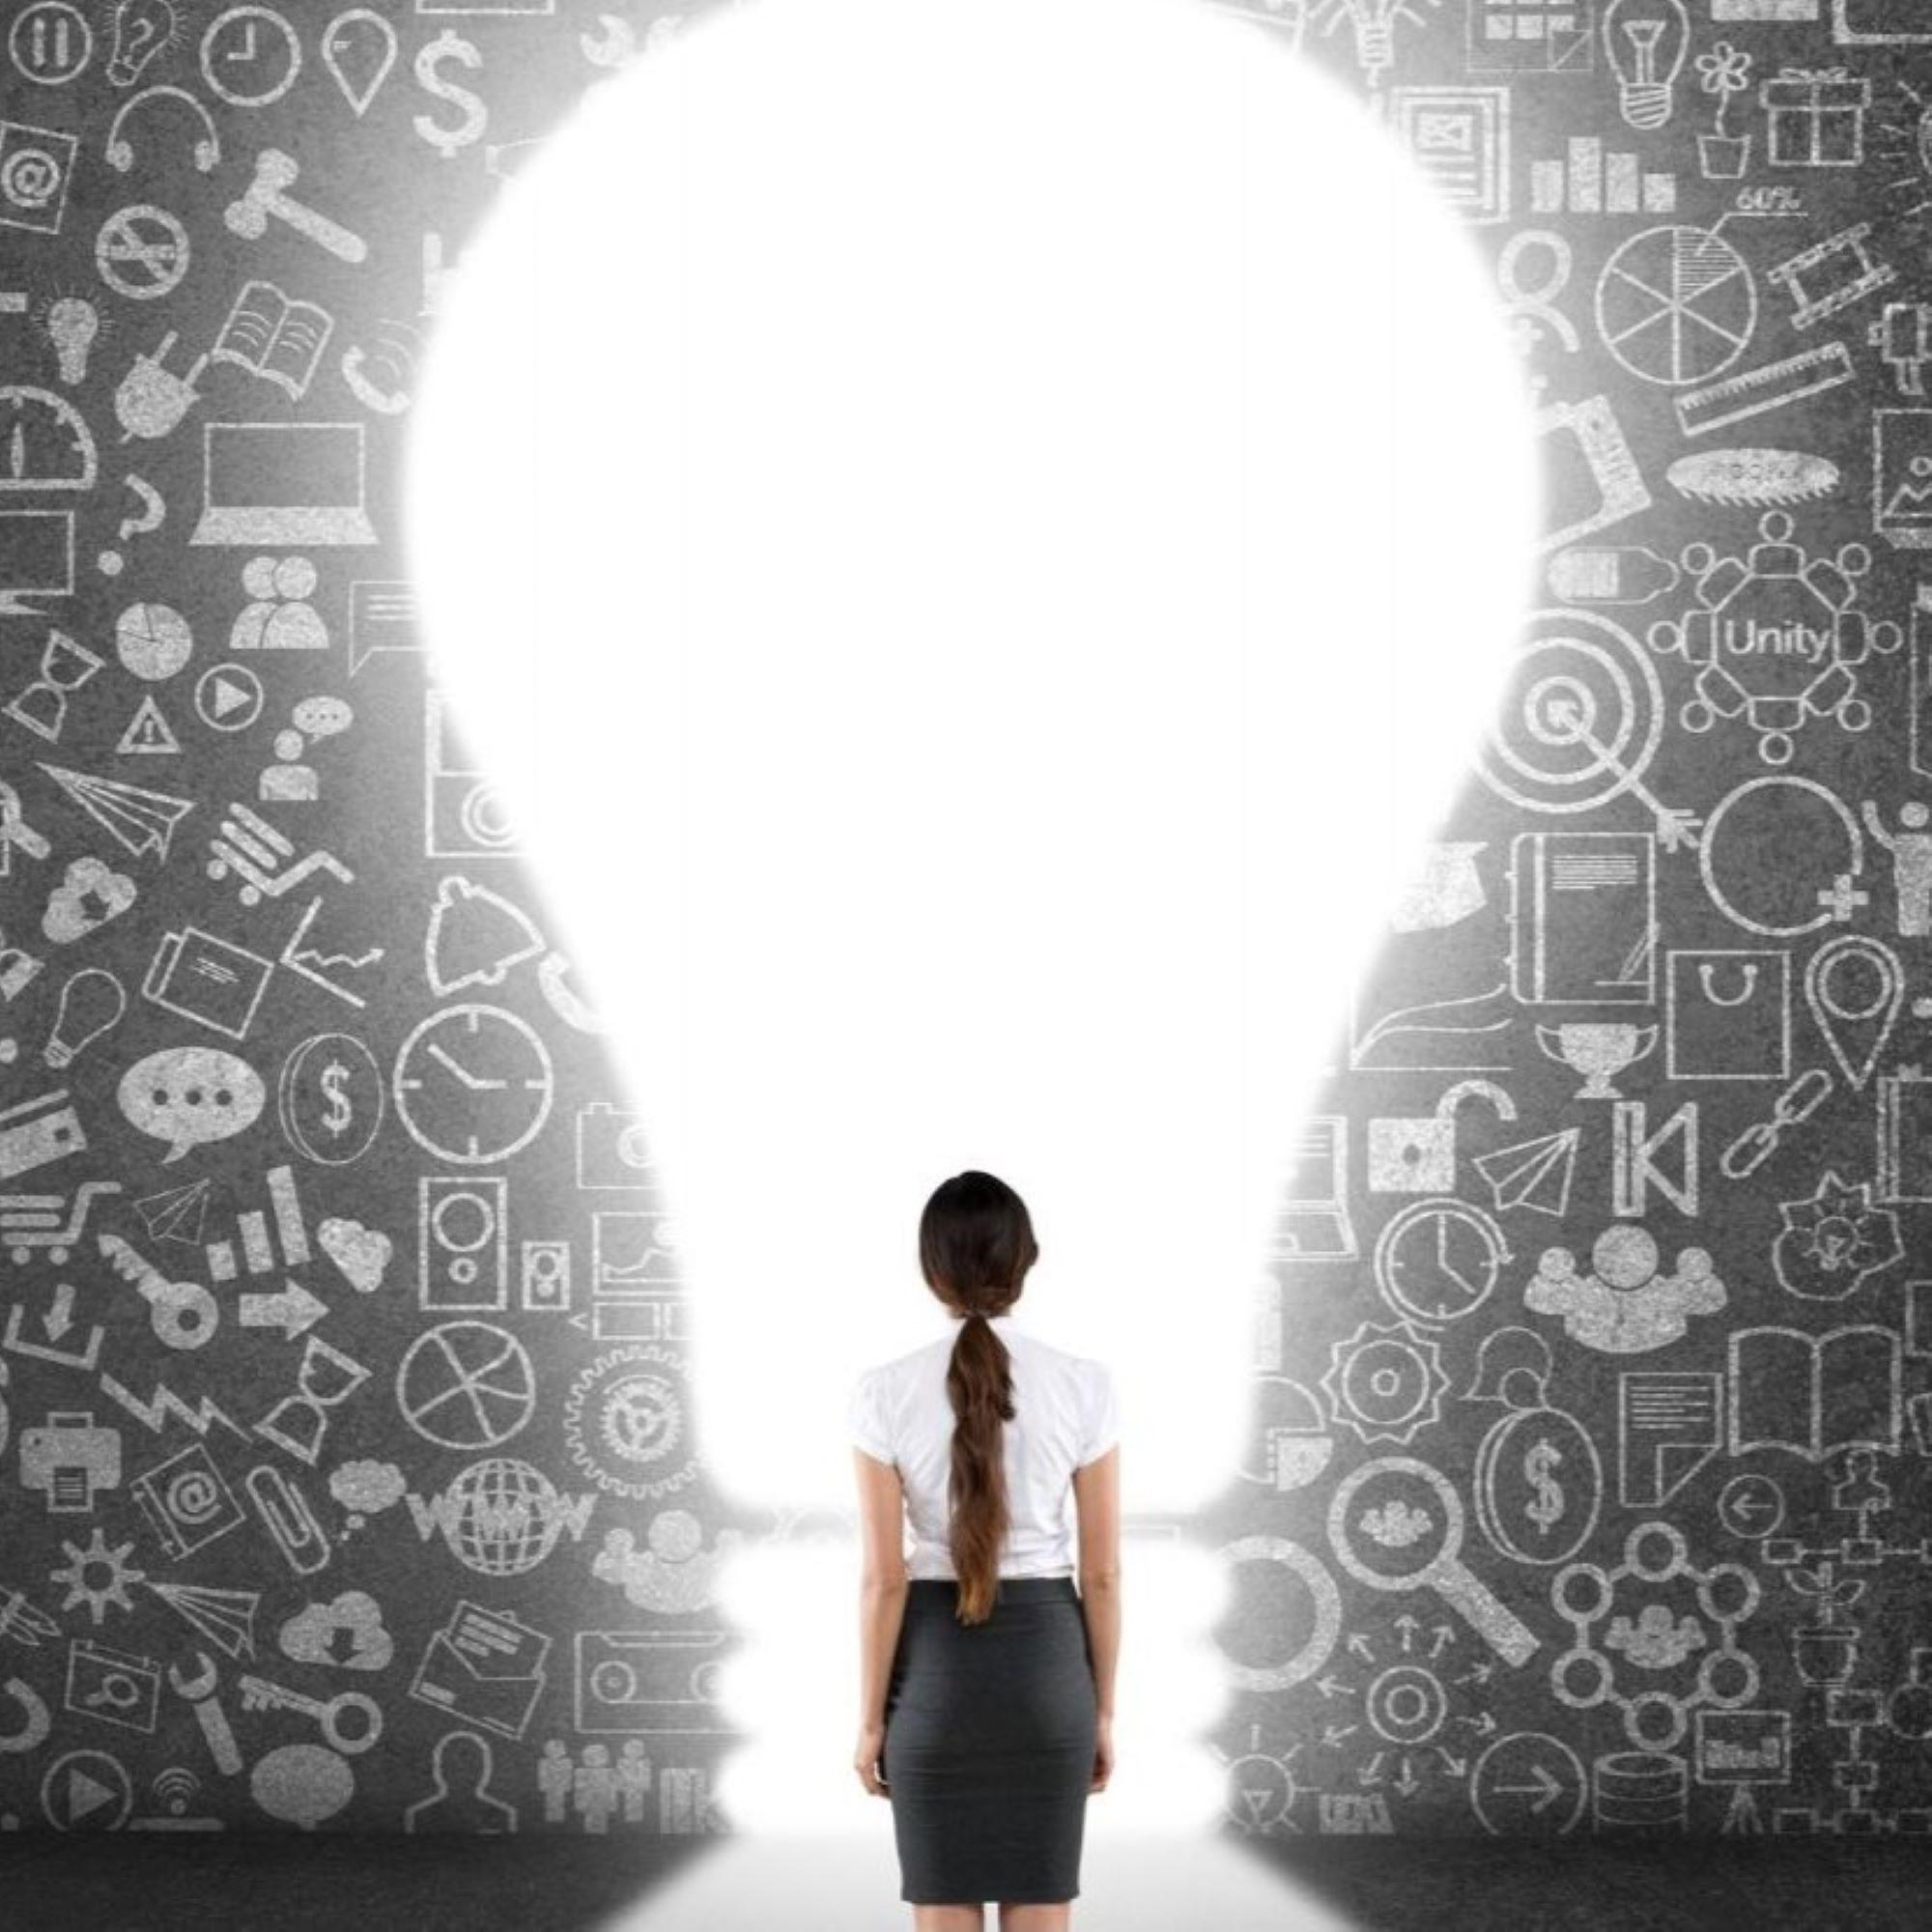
1536,1021 -> 1658,1099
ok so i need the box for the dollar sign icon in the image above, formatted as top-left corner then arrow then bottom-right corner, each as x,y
414,30 -> 487,161
320,1060 -> 354,1140
1523,1437 -> 1564,1536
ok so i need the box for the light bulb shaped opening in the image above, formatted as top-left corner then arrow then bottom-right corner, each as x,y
405,0 -> 1543,1890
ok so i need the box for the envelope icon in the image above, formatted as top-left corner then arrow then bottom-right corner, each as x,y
409,1600 -> 552,1741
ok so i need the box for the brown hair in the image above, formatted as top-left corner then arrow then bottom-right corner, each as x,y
919,1169 -> 1038,1625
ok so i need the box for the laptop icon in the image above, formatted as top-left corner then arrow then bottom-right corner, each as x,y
190,421 -> 379,546
1269,1116 -> 1357,1262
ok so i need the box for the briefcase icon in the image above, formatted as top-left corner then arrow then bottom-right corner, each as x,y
409,1601 -> 552,1742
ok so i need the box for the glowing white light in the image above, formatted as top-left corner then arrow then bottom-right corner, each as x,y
406,0 -> 1540,1888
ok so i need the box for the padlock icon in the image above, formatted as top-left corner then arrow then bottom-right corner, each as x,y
1367,1079 -> 1517,1193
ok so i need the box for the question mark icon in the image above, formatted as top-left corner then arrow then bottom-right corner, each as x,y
98,473 -> 165,576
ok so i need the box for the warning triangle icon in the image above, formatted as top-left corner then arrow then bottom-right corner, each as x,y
117,695 -> 181,755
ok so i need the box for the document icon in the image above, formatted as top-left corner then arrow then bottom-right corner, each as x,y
409,1600 -> 551,1741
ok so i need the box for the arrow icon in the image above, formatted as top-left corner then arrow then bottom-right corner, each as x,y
1497,1766 -> 1565,1814
240,1280 -> 327,1339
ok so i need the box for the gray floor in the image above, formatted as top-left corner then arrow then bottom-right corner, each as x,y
0,1828 -> 1926,1930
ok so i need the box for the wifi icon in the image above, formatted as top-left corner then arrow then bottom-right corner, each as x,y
131,1766 -> 219,1833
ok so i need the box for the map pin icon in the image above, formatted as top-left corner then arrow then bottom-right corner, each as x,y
1805,933 -> 1904,1093
320,9 -> 398,118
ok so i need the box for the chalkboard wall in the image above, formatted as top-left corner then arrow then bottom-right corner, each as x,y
0,0 -> 1926,1841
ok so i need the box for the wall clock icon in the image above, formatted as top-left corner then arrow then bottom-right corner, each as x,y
392,1002 -> 554,1164
1373,1197 -> 1512,1326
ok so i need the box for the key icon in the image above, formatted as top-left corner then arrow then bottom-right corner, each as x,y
236,1673 -> 383,1754
96,1234 -> 217,1350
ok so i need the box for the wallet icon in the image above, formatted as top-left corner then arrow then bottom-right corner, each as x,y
409,1600 -> 552,1741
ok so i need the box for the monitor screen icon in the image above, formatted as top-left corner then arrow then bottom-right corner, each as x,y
0,509 -> 75,614
190,421 -> 378,546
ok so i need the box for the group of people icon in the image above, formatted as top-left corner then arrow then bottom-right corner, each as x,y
538,1739 -> 652,1831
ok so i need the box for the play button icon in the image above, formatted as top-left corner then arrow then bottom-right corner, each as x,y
194,663 -> 265,731
43,1750 -> 131,1830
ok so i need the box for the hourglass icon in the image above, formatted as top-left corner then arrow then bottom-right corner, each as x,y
255,1334 -> 371,1465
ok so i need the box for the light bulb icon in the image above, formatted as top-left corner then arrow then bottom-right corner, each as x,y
43,967 -> 127,1070
1603,0 -> 1690,131
108,0 -> 177,88
46,298 -> 99,387
407,0 -> 1541,1913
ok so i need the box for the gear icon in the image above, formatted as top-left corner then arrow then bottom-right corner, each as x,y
564,1343 -> 697,1502
49,1527 -> 145,1626
1320,1321 -> 1450,1445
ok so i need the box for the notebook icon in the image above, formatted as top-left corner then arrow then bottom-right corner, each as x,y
189,421 -> 379,546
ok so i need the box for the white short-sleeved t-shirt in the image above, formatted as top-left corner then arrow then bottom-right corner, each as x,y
847,1310 -> 1118,1580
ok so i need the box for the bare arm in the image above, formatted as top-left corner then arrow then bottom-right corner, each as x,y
1073,1443 -> 1121,1719
854,1450 -> 910,1730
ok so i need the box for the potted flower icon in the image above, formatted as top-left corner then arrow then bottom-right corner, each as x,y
1788,1559 -> 1863,1685
1695,41 -> 1753,178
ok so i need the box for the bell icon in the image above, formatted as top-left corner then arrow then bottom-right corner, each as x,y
425,874 -> 548,997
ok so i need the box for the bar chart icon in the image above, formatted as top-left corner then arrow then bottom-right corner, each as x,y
1530,136 -> 1674,213
206,1163 -> 310,1282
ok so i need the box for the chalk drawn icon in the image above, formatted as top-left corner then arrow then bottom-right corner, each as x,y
1327,1456 -> 1542,1663
1716,1472 -> 1787,1541
1213,1534 -> 1343,1692
419,1175 -> 508,1312
1470,1731 -> 1588,1834
563,1343 -> 696,1502
1373,1197 -> 1512,1326
11,6 -> 94,87
573,1628 -> 731,1736
1321,1320 -> 1452,1444
409,1601 -> 551,1743
391,1004 -> 554,1164
130,1441 -> 246,1561
1696,775 -> 1867,937
1474,1402 -> 1604,1566
277,1031 -> 385,1166
1475,611 -> 1666,817
1619,1372 -> 1723,1505
1595,225 -> 1757,385
396,1321 -> 536,1451
65,1636 -> 160,1734
41,1748 -> 132,1830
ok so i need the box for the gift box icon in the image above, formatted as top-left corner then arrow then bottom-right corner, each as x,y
1760,66 -> 1869,166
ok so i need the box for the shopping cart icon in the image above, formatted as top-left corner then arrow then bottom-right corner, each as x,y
1,1179 -> 123,1264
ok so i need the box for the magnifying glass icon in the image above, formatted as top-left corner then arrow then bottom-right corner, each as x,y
83,1670 -> 142,1710
1327,1455 -> 1540,1667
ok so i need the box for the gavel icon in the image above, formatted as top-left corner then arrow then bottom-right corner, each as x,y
224,148 -> 367,264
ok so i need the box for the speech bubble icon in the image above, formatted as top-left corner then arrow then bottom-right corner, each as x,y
249,1743 -> 354,1830
293,695 -> 354,742
118,1045 -> 265,1162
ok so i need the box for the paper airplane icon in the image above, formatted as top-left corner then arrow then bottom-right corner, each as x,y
1471,1127 -> 1578,1218
38,762 -> 194,864
148,1580 -> 259,1662
133,1176 -> 212,1246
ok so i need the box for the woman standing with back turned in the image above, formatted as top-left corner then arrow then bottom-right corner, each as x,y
850,1170 -> 1122,1931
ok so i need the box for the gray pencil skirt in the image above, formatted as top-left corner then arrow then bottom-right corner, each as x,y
881,1576 -> 1098,1905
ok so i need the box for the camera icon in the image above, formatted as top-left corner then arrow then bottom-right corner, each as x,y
576,1101 -> 657,1191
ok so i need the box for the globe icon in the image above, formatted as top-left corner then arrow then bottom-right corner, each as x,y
444,1459 -> 564,1576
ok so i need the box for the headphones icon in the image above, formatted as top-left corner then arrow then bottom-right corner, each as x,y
105,87 -> 221,176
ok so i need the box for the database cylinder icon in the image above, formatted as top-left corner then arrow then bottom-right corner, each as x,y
406,0 -> 1543,1863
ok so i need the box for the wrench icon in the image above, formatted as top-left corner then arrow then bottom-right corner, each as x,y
168,1650 -> 242,1776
